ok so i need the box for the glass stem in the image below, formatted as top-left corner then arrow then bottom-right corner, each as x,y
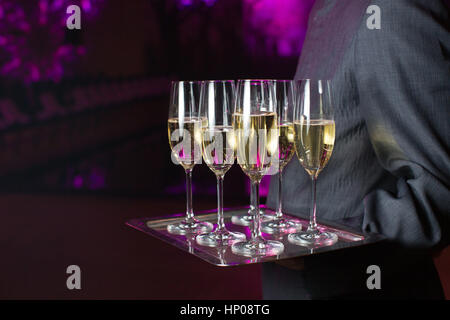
216,175 -> 225,232
185,168 -> 194,221
251,180 -> 262,241
276,168 -> 283,219
249,179 -> 256,213
308,174 -> 318,232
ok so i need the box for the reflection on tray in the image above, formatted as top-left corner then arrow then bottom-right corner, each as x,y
126,207 -> 384,267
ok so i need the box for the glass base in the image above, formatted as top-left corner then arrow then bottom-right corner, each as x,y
196,229 -> 246,247
247,207 -> 263,215
261,217 -> 303,234
288,230 -> 338,247
167,218 -> 213,235
231,211 -> 274,226
231,238 -> 284,257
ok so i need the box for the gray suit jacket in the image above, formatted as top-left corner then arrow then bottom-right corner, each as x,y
263,0 -> 449,299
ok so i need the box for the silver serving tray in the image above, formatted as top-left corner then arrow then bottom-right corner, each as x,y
126,206 -> 385,267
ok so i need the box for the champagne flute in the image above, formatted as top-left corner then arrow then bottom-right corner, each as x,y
196,80 -> 246,247
262,80 -> 302,234
167,81 -> 213,235
231,80 -> 284,257
288,79 -> 338,247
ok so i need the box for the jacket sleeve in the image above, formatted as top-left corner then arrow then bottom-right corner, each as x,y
354,0 -> 450,248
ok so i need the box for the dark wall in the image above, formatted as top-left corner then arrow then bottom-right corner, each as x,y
0,0 -> 305,200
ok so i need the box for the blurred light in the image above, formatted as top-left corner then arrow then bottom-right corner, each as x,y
244,0 -> 315,57
0,0 -> 104,82
73,175 -> 83,188
203,0 -> 217,6
180,0 -> 193,7
178,0 -> 217,8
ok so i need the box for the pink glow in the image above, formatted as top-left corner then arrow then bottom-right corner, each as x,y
81,0 -> 92,12
73,175 -> 83,189
0,0 -> 104,82
244,0 -> 315,57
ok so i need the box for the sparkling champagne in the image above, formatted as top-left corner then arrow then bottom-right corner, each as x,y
278,123 -> 295,171
202,126 -> 235,176
233,111 -> 278,182
168,117 -> 205,170
294,119 -> 335,176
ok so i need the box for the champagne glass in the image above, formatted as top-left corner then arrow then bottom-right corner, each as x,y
262,80 -> 302,234
231,80 -> 284,257
167,81 -> 213,235
196,80 -> 246,247
288,79 -> 338,247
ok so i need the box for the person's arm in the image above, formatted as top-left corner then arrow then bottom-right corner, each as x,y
355,0 -> 450,248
